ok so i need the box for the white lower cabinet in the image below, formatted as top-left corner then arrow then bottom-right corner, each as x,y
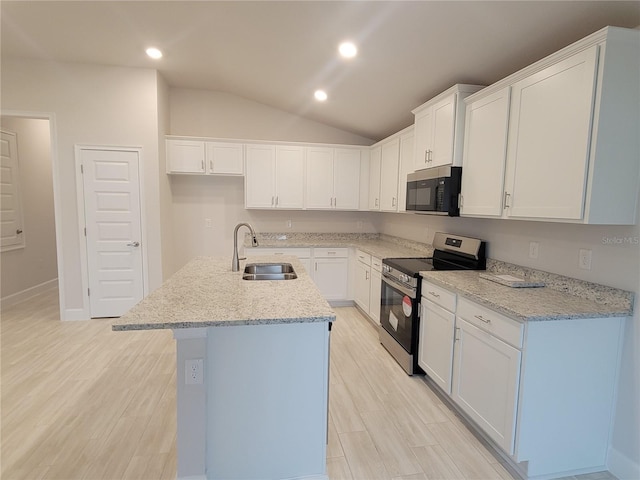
418,300 -> 456,395
368,257 -> 382,325
452,316 -> 521,454
353,250 -> 371,312
312,248 -> 348,302
419,279 -> 624,478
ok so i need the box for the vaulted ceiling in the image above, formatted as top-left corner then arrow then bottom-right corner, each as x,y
2,1 -> 639,141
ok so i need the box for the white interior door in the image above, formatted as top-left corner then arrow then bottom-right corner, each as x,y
0,130 -> 25,251
80,148 -> 144,318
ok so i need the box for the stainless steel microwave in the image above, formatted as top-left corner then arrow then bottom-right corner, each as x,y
406,166 -> 462,216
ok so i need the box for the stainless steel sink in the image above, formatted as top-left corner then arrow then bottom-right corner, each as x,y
242,263 -> 297,280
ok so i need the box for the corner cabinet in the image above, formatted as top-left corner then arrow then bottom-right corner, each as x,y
412,84 -> 484,171
306,147 -> 361,210
418,279 -> 624,479
460,26 -> 640,224
166,138 -> 243,175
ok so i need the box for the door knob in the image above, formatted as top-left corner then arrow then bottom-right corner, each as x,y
127,241 -> 140,247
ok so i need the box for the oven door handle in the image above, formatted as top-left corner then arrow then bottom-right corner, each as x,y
382,274 -> 416,299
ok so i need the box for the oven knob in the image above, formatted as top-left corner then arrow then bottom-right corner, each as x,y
400,274 -> 409,283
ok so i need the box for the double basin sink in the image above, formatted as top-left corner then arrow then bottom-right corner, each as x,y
242,263 -> 297,281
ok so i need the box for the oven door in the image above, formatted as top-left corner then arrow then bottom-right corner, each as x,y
380,275 -> 418,353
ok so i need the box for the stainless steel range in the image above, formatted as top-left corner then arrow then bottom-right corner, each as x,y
379,232 -> 486,375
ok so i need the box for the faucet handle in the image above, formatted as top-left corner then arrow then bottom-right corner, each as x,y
252,235 -> 259,247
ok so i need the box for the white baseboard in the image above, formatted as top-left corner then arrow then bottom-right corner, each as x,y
176,476 -> 206,480
0,278 -> 58,308
63,308 -> 90,321
608,446 -> 640,480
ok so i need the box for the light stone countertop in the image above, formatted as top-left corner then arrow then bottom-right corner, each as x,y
246,232 -> 434,259
112,255 -> 335,331
420,270 -> 634,322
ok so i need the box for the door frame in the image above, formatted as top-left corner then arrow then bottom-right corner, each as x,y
75,144 -> 149,319
0,110 -> 67,319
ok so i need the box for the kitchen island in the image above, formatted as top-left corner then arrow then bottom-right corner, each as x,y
113,255 -> 335,480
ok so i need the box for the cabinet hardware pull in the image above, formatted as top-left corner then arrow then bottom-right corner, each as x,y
424,150 -> 428,163
210,160 -> 214,171
375,198 -> 379,207
201,159 -> 205,171
366,271 -> 369,280
454,327 -> 460,341
459,194 -> 463,207
428,291 -> 440,298
315,262 -> 318,271
475,314 -> 491,324
503,192 -> 511,209
271,196 -> 275,206
275,196 -> 279,206
328,251 -> 336,255
392,197 -> 396,207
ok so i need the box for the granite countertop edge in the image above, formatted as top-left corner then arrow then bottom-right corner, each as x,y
420,271 -> 633,323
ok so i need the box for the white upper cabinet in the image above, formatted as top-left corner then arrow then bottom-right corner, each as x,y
245,144 -> 304,209
380,138 -> 400,211
461,27 -> 640,224
307,147 -> 361,210
206,142 -> 243,175
413,84 -> 485,172
460,87 -> 511,217
505,46 -> 598,220
166,139 -> 206,173
245,144 -> 277,208
368,146 -> 381,210
396,130 -> 414,213
167,138 -> 243,175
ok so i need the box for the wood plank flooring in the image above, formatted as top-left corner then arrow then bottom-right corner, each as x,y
1,289 -> 617,480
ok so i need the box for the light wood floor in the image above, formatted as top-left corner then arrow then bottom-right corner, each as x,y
1,289 -> 616,480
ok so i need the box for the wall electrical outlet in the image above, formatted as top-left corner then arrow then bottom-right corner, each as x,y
286,219 -> 292,229
579,249 -> 592,270
529,241 -> 539,259
185,358 -> 204,385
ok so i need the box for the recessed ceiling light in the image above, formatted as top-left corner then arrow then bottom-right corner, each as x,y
338,42 -> 357,59
146,47 -> 163,59
314,90 -> 328,102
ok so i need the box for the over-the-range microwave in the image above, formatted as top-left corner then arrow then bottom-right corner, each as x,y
406,166 -> 462,216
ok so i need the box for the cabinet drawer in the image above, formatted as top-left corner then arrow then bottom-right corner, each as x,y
457,297 -> 523,349
314,247 -> 348,258
356,250 -> 371,266
371,256 -> 382,272
246,247 -> 311,258
421,281 -> 456,312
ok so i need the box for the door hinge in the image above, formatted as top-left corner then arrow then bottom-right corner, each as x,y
87,288 -> 90,297
84,227 -> 87,236
80,164 -> 84,174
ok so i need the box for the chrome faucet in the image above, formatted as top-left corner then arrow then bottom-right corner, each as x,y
232,223 -> 259,271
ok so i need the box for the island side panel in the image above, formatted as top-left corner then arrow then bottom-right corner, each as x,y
174,328 -> 208,480
206,321 -> 329,480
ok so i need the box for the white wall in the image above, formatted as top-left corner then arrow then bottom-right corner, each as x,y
157,75 -> 175,278
0,116 -> 57,300
1,58 -> 164,319
170,88 -> 373,145
375,210 -> 640,478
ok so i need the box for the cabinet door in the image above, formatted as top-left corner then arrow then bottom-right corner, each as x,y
275,145 -> 304,209
396,132 -> 414,213
504,46 -> 598,220
368,269 -> 382,324
430,94 -> 457,168
333,149 -> 361,210
452,317 -> 521,454
245,144 -> 276,208
418,300 -> 456,394
380,138 -> 400,211
460,88 -> 511,217
354,261 -> 371,311
206,142 -> 243,175
414,107 -> 433,171
368,146 -> 381,210
313,257 -> 348,301
167,140 -> 205,173
306,147 -> 334,209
